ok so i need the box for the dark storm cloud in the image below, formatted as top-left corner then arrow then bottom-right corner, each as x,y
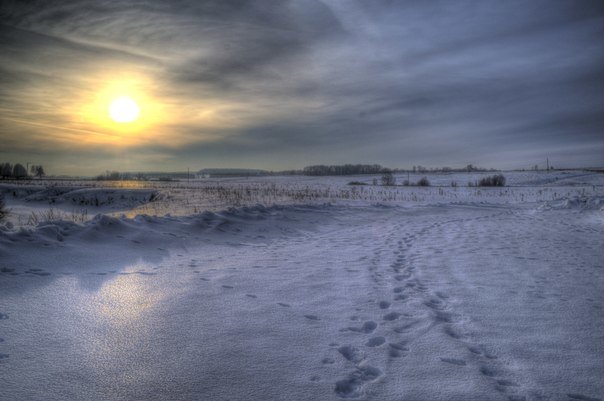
1,0 -> 603,174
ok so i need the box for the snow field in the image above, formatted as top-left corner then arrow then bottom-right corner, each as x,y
0,172 -> 603,400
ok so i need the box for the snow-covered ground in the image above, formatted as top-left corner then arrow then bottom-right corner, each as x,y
0,171 -> 603,400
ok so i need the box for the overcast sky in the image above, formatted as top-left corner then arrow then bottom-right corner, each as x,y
1,0 -> 603,175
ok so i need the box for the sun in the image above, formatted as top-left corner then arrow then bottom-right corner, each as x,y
108,96 -> 140,123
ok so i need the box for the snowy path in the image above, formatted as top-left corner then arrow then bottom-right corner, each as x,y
1,205 -> 603,400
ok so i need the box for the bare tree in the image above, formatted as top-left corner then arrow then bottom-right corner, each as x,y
33,165 -> 45,178
381,170 -> 395,186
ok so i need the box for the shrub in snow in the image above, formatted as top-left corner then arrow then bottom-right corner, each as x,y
417,177 -> 430,186
0,193 -> 6,220
478,174 -> 506,187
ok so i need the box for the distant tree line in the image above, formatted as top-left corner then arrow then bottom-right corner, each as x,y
301,164 -> 499,176
0,162 -> 45,179
303,164 -> 385,176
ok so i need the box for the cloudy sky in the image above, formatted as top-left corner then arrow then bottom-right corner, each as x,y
1,0 -> 603,175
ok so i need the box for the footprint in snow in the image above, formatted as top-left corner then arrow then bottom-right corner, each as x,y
567,394 -> 603,401
434,310 -> 457,323
245,294 -> 257,298
383,312 -> 402,321
378,301 -> 391,309
440,357 -> 466,366
277,303 -> 291,307
334,365 -> 383,399
26,269 -> 51,276
365,337 -> 386,347
222,285 -> 234,289
443,325 -> 464,339
304,314 -> 320,321
424,298 -> 445,310
338,345 -> 365,363
388,342 -> 409,357
496,379 -> 518,387
479,365 -> 497,377
342,321 -> 378,334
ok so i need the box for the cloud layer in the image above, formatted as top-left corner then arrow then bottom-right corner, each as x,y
1,0 -> 603,174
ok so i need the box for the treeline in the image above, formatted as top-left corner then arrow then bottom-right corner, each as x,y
303,164 -> 385,176
301,164 -> 498,176
0,162 -> 45,179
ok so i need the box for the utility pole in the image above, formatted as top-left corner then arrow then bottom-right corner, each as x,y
546,158 -> 549,171
187,167 -> 190,183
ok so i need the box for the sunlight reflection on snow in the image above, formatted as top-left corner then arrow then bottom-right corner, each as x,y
96,262 -> 162,325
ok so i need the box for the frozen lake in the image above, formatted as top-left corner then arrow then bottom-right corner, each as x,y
1,171 -> 603,400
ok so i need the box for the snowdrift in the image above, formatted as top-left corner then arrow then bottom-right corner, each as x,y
539,195 -> 604,211
0,204 -> 327,248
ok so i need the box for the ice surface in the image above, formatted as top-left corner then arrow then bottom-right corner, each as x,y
0,171 -> 603,400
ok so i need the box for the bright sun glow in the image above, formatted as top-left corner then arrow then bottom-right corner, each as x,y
109,96 -> 140,123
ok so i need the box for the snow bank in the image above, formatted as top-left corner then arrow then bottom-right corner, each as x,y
0,204 -> 329,250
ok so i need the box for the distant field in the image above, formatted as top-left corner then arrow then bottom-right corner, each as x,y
1,170 -> 602,225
